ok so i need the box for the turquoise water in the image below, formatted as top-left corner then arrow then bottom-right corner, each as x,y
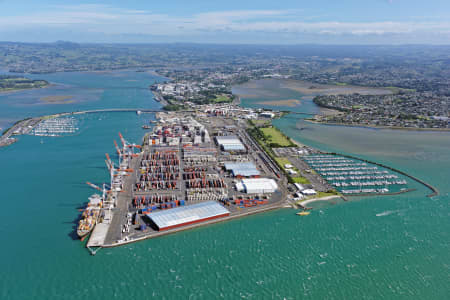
0,70 -> 163,131
0,74 -> 449,299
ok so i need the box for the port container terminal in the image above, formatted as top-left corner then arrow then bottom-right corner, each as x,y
69,105 -> 438,255
1,104 -> 438,254
85,108 -> 290,253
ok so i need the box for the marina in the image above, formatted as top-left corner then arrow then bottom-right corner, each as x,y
302,154 -> 409,195
31,117 -> 78,136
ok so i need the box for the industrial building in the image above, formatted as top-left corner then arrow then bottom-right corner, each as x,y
215,135 -> 246,152
235,178 -> 278,194
224,162 -> 260,177
294,183 -> 305,191
147,201 -> 230,231
301,189 -> 317,196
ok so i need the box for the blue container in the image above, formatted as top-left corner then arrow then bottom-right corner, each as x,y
180,200 -> 185,206
152,205 -> 158,210
142,208 -> 148,213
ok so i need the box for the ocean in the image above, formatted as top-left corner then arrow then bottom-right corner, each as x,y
0,73 -> 449,299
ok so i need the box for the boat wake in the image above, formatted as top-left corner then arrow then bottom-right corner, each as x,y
376,210 -> 398,217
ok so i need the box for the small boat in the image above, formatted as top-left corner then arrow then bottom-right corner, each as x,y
142,125 -> 151,129
296,211 -> 310,216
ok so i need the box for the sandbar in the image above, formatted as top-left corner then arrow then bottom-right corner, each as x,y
40,95 -> 74,104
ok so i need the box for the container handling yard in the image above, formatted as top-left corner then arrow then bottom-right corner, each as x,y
78,105 -> 437,254
83,108 -> 289,253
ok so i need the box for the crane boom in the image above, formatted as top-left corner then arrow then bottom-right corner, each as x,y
86,181 -> 102,191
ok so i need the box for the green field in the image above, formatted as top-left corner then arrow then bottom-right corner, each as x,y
291,176 -> 311,184
274,157 -> 291,166
212,95 -> 233,103
260,127 -> 294,147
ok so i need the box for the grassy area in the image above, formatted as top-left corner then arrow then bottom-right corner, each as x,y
247,125 -> 310,184
274,157 -> 291,166
252,119 -> 271,126
260,127 -> 295,147
316,191 -> 340,197
163,104 -> 186,111
212,95 -> 233,103
291,176 -> 310,184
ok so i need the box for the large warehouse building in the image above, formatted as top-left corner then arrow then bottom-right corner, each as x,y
235,178 -> 278,194
224,162 -> 260,177
146,201 -> 230,231
215,135 -> 246,152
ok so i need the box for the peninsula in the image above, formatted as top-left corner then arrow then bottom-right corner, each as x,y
312,93 -> 449,130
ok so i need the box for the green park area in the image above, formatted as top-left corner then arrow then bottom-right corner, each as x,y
260,127 -> 295,147
212,95 -> 233,103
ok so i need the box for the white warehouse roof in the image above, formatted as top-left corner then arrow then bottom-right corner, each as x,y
147,201 -> 230,231
224,162 -> 260,177
215,135 -> 245,151
236,178 -> 278,194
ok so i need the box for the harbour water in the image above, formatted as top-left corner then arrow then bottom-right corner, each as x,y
0,74 -> 449,299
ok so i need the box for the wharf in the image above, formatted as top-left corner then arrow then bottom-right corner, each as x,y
87,223 -> 110,248
102,199 -> 284,248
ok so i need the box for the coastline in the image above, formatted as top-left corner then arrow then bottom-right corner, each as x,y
0,83 -> 52,94
299,195 -> 343,207
279,79 -> 393,96
305,119 -> 450,132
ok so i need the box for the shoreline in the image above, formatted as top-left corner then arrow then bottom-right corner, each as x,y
102,203 -> 284,248
0,83 -> 52,95
299,195 -> 343,207
305,119 -> 450,132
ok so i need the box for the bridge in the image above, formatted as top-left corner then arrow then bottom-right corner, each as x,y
61,108 -> 164,115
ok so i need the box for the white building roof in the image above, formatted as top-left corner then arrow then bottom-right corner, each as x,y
216,135 -> 245,151
148,201 -> 230,230
294,183 -> 305,191
240,178 -> 278,193
302,189 -> 317,195
224,162 -> 260,177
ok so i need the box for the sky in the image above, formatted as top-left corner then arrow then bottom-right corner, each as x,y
0,0 -> 449,44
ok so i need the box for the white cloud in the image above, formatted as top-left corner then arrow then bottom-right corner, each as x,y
0,4 -> 449,43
